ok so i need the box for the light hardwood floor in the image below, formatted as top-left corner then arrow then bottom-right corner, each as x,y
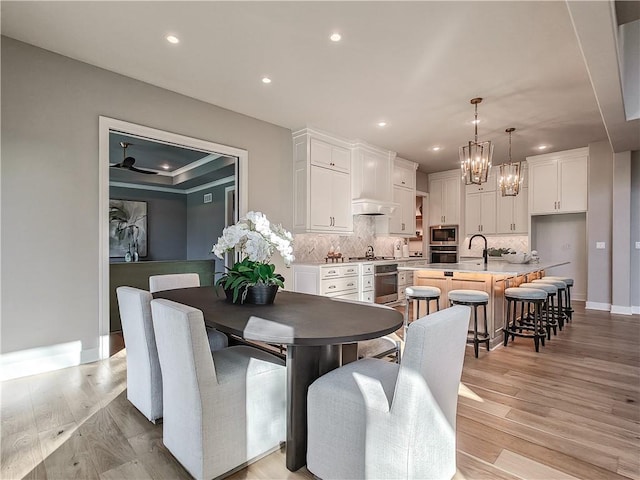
2,302 -> 639,479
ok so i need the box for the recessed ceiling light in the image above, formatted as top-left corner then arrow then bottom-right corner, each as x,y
537,145 -> 548,150
377,122 -> 387,127
330,33 -> 342,42
162,165 -> 170,170
166,35 -> 180,44
471,119 -> 480,125
262,77 -> 272,84
431,146 -> 441,152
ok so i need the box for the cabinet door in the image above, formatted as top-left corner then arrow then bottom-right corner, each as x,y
558,156 -> 587,212
330,169 -> 353,231
465,193 -> 482,234
310,138 -> 350,173
393,163 -> 416,189
496,194 -> 514,233
443,176 -> 461,224
480,191 -> 497,234
428,178 -> 444,225
390,187 -> 416,235
512,187 -> 528,233
309,166 -> 334,229
529,160 -> 558,214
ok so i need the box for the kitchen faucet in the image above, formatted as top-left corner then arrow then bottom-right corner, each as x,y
469,234 -> 488,265
365,245 -> 375,259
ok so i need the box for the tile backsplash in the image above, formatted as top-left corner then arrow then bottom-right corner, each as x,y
460,235 -> 529,257
294,216 -> 401,263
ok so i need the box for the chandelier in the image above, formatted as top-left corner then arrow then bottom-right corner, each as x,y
459,97 -> 493,185
499,127 -> 522,196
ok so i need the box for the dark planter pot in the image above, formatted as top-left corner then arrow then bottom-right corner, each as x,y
224,285 -> 279,305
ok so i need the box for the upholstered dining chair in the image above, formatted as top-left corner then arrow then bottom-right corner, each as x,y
150,299 -> 286,480
148,273 -> 228,351
116,286 -> 163,422
307,305 -> 471,480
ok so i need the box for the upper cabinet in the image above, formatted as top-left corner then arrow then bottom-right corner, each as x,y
293,128 -> 353,234
428,170 -> 461,226
527,147 -> 588,215
464,171 -> 496,235
376,158 -> 418,237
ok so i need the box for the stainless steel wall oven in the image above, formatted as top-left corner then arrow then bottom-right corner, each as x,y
374,263 -> 398,304
430,245 -> 459,264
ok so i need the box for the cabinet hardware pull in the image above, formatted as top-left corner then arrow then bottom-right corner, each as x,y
328,270 -> 336,274
347,283 -> 354,287
557,201 -> 560,210
328,285 -> 336,289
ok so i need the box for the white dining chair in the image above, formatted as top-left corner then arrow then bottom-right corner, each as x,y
148,273 -> 228,351
116,286 -> 163,422
150,298 -> 286,480
307,305 -> 471,479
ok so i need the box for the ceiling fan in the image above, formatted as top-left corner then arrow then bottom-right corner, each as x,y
111,142 -> 157,174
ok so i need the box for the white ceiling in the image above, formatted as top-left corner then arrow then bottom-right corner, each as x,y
2,1 -> 636,173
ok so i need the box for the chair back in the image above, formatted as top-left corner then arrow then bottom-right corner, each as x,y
150,299 -> 217,467
149,273 -> 200,293
393,305 -> 470,429
116,286 -> 162,422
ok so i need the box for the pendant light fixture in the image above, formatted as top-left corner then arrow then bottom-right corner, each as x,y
459,97 -> 493,185
499,127 -> 522,196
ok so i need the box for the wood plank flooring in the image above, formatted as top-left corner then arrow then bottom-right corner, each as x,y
2,302 -> 638,479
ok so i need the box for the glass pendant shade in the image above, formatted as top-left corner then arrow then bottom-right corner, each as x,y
499,161 -> 521,196
499,127 -> 521,196
459,98 -> 493,185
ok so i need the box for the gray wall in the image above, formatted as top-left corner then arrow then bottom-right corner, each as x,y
631,151 -> 640,308
612,152 -> 632,309
586,141 -> 613,305
1,37 -> 293,356
110,186 -> 187,261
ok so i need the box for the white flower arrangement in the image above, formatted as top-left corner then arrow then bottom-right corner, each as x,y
211,211 -> 295,265
212,211 -> 295,303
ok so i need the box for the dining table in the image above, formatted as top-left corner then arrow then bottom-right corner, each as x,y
152,285 -> 403,471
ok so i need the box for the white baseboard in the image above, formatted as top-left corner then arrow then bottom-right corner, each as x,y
585,301 -> 611,311
1,341 -> 98,381
633,306 -> 640,315
611,305 -> 634,315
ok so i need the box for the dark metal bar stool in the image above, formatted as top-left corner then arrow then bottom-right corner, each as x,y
448,289 -> 489,358
519,282 -> 558,340
503,287 -> 547,352
543,276 -> 574,321
532,278 -> 568,328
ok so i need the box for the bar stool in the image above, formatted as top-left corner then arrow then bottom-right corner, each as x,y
519,282 -> 558,340
448,290 -> 489,358
543,276 -> 574,321
405,286 -> 441,329
503,287 -> 547,352
532,278 -> 568,329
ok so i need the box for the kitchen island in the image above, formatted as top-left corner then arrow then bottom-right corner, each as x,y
399,261 -> 569,349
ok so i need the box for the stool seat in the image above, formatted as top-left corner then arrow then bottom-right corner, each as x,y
532,279 -> 567,289
544,276 -> 574,287
505,287 -> 547,300
405,286 -> 441,298
519,282 -> 557,294
448,290 -> 489,303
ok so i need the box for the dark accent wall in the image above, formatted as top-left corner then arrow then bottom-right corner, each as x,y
109,186 -> 187,261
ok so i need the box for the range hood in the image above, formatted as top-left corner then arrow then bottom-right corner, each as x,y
352,198 -> 398,216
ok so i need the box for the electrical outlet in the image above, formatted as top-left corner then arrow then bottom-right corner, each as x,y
596,242 -> 605,249
203,193 -> 212,204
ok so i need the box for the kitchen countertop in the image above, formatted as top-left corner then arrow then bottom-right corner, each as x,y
398,261 -> 569,276
293,257 -> 427,266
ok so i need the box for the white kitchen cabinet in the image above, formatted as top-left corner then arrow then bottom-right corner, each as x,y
497,187 -> 528,233
465,191 -> 496,234
293,263 -> 359,300
293,128 -> 353,233
527,148 -> 588,215
428,170 -> 461,226
393,157 -> 417,189
360,262 -> 374,303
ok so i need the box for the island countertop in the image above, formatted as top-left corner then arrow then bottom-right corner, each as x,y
398,261 -> 569,276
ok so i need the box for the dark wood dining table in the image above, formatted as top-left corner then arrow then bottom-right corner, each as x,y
152,285 -> 403,471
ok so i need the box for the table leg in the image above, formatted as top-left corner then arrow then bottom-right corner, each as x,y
285,344 -> 342,471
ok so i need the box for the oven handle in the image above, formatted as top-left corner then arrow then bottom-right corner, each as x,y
374,272 -> 398,277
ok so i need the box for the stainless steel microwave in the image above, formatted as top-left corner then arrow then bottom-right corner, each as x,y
429,225 -> 458,245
